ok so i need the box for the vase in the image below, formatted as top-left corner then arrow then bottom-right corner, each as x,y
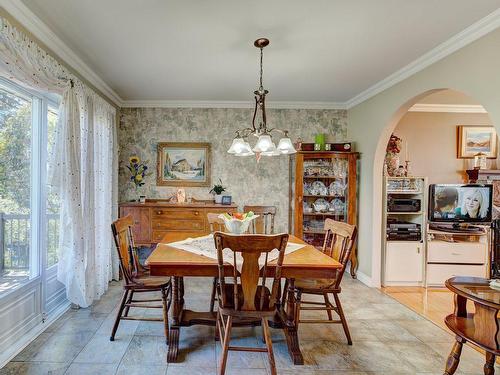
214,194 -> 223,204
385,152 -> 400,177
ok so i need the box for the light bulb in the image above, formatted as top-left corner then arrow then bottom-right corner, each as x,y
252,134 -> 274,152
227,138 -> 246,154
277,137 -> 297,154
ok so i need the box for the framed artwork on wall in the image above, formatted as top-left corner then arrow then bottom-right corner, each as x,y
156,142 -> 211,186
457,126 -> 498,159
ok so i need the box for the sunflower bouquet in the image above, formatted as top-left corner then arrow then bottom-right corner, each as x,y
127,155 -> 152,189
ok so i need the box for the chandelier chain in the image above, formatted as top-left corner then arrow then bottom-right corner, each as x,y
259,47 -> 264,91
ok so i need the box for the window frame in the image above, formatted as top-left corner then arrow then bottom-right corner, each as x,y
0,77 -> 60,301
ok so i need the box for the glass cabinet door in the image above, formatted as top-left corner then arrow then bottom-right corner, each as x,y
301,155 -> 349,247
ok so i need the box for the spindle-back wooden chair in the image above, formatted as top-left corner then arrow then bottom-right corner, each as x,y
285,218 -> 357,345
207,213 -> 227,312
110,215 -> 171,343
214,232 -> 289,375
243,205 -> 276,234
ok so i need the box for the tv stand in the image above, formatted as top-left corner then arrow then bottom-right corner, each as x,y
426,224 -> 489,286
429,223 -> 485,235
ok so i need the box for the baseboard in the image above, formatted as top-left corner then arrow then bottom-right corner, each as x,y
355,270 -> 374,287
346,267 -> 374,287
383,281 -> 424,287
0,299 -> 70,369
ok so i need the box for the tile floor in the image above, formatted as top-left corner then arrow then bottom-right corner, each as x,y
1,276 -> 496,375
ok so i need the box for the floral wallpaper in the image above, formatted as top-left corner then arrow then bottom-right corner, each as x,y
119,107 -> 348,232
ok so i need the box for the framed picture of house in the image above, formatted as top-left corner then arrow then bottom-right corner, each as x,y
156,142 -> 211,186
457,126 -> 498,159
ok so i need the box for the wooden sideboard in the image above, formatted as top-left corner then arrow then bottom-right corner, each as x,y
119,199 -> 237,245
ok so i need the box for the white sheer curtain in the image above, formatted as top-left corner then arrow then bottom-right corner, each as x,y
0,16 -> 119,307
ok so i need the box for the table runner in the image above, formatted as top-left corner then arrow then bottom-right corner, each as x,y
165,234 -> 306,271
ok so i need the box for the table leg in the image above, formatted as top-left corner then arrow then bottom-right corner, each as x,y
484,352 -> 495,375
179,276 -> 185,309
283,278 -> 304,365
167,276 -> 181,363
444,336 -> 465,375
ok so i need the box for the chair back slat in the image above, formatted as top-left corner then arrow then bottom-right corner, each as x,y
240,252 -> 261,310
214,232 -> 288,312
111,215 -> 139,284
207,213 -> 226,233
322,219 -> 357,288
244,205 -> 277,234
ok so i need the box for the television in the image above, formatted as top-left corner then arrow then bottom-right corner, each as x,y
428,184 -> 493,224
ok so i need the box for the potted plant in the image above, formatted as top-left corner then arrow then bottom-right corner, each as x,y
210,178 -> 226,204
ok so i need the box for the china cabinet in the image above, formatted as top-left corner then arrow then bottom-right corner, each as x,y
290,151 -> 359,276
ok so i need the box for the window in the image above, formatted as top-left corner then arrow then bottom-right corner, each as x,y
46,107 -> 59,268
0,79 -> 60,296
0,85 -> 33,294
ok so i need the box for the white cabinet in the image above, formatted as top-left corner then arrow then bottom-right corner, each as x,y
427,241 -> 486,264
426,263 -> 486,286
385,242 -> 424,285
425,231 -> 489,287
382,176 -> 427,286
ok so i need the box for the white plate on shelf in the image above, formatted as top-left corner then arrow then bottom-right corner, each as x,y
329,180 -> 346,196
303,182 -> 311,195
303,201 -> 313,213
310,181 -> 328,195
329,198 -> 345,213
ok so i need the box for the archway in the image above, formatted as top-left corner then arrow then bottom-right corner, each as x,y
370,88 -> 494,286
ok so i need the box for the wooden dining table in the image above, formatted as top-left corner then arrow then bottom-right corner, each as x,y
146,233 -> 342,365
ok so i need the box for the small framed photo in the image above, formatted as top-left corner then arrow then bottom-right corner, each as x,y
221,195 -> 232,205
457,126 -> 498,159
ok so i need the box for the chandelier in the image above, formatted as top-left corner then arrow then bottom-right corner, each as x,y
227,38 -> 296,157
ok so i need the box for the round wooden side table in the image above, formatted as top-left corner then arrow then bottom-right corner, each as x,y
444,276 -> 500,375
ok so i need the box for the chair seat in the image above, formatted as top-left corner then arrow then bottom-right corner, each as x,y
128,274 -> 171,289
295,278 -> 336,291
218,283 -> 272,311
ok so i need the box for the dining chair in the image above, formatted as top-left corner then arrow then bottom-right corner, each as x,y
243,205 -> 276,234
214,232 -> 289,375
207,213 -> 227,312
286,218 -> 357,345
110,215 -> 172,343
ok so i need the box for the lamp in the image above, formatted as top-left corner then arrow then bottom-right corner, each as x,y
474,152 -> 487,170
277,133 -> 296,154
227,38 -> 296,157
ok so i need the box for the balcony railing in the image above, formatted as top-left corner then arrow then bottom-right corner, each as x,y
0,213 -> 59,272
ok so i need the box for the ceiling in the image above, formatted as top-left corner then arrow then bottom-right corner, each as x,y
18,0 -> 500,105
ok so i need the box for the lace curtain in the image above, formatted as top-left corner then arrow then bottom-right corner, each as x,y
0,16 -> 119,307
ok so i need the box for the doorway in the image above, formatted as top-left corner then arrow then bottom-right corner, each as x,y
377,89 -> 494,328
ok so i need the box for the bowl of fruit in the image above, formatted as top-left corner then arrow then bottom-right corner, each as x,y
219,211 -> 259,234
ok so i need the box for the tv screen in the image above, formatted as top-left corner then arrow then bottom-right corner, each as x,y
428,184 -> 493,223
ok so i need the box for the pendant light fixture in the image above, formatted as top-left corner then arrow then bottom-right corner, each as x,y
227,38 -> 296,157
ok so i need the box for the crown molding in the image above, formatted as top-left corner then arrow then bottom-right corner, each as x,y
0,0 -> 123,106
408,103 -> 487,113
345,8 -> 500,109
2,0 -> 500,111
121,100 -> 346,110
